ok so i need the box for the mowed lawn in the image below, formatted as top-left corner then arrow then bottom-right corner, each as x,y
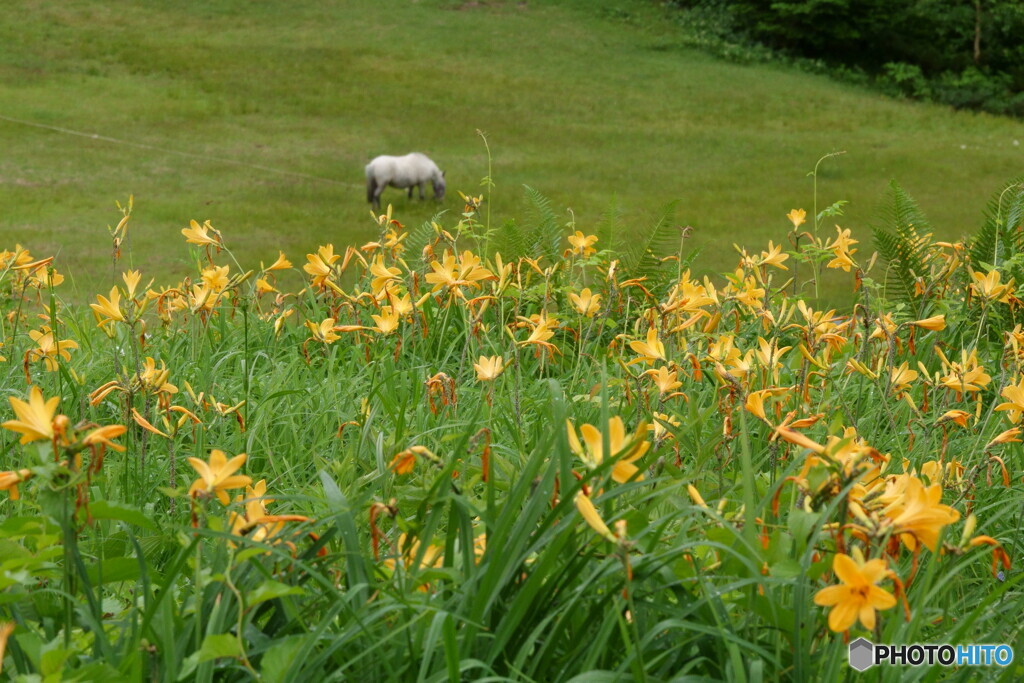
1,0 -> 1022,298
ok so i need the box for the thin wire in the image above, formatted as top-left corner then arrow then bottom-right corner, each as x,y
0,112 -> 363,189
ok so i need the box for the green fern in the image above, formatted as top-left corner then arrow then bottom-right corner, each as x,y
406,214 -> 445,265
620,201 -> 683,288
968,177 -> 1024,272
522,184 -> 563,262
870,181 -> 936,302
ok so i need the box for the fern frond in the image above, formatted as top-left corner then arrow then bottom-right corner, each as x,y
871,181 -> 936,302
522,185 -> 562,262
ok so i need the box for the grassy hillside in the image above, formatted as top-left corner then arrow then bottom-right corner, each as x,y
1,0 -> 1022,298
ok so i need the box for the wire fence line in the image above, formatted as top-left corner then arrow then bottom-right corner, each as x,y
0,113 -> 364,189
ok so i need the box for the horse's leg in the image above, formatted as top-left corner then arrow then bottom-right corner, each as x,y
418,182 -> 425,200
367,176 -> 377,207
407,185 -> 414,199
373,181 -> 386,211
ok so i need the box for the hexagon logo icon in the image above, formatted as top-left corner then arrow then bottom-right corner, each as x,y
848,637 -> 875,671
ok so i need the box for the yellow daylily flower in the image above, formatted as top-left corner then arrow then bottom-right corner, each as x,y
882,477 -> 960,552
187,449 -> 252,504
473,356 -> 506,382
90,287 -> 125,329
786,209 -> 807,229
628,327 -> 666,366
567,231 -> 598,257
643,366 -> 682,395
759,241 -> 789,270
910,315 -> 946,331
574,491 -> 618,542
2,386 -> 60,444
566,416 -> 650,483
813,552 -> 896,632
568,288 -> 602,317
370,307 -> 401,335
0,468 -> 33,500
181,219 -> 222,247
306,318 -> 341,344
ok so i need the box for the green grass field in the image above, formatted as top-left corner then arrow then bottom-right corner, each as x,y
1,0 -> 1022,298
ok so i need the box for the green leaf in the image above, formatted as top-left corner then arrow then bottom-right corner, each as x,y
247,579 -> 304,606
85,557 -> 152,585
198,633 -> 242,662
260,636 -> 305,683
89,501 -> 157,530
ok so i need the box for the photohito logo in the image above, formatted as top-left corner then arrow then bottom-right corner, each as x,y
848,638 -> 1014,671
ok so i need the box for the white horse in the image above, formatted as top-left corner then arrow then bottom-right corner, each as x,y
365,153 -> 446,210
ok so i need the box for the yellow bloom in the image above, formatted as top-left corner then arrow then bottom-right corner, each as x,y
649,412 -> 681,440
996,377 -> 1024,424
643,366 -> 682,395
936,348 -> 990,395
201,264 -> 230,291
936,409 -> 971,428
473,355 -> 505,382
566,416 -> 650,483
369,255 -> 403,296
759,241 -> 789,270
755,337 -> 791,383
389,450 -> 417,475
970,269 -> 1014,303
181,219 -> 222,247
27,327 -> 78,371
628,327 -> 666,366
122,269 -> 143,298
370,307 -> 400,335
882,477 -> 960,551
0,468 -> 33,500
574,491 -> 617,542
82,424 -> 128,453
306,318 -> 341,344
90,286 -> 125,329
2,386 -> 60,444
304,245 -> 340,289
786,209 -> 807,229
264,251 -> 292,272
0,620 -> 13,676
567,231 -> 599,257
187,449 -> 252,504
568,288 -> 602,317
813,552 -> 896,632
889,361 -> 918,395
518,314 -> 559,356
987,427 -> 1022,449
825,226 -> 859,272
910,315 -> 946,331
425,251 -> 459,293
745,388 -> 789,423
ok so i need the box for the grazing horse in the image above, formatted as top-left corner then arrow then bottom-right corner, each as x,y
365,153 -> 446,210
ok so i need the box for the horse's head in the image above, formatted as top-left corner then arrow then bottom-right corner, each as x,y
433,171 -> 446,202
